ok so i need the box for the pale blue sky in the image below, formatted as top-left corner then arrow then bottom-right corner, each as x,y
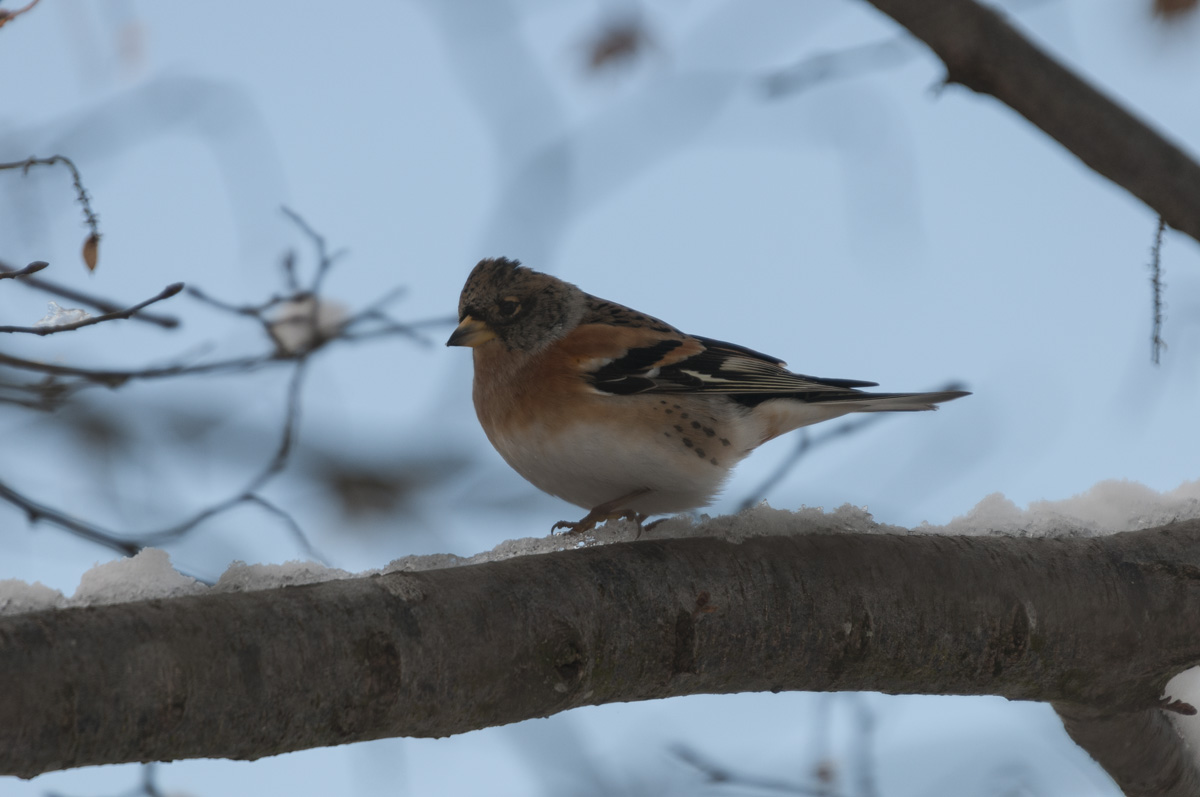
2,1 -> 1199,794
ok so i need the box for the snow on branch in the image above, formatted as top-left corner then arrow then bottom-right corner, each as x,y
0,282 -> 183,336
0,257 -> 179,327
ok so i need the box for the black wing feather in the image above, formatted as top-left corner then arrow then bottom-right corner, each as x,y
586,334 -> 880,397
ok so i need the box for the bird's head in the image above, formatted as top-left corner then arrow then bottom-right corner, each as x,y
447,257 -> 585,353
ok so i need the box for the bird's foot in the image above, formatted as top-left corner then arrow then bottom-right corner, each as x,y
552,507 -> 646,535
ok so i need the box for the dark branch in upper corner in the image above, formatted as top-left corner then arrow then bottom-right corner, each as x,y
861,0 -> 1200,247
0,282 -> 184,336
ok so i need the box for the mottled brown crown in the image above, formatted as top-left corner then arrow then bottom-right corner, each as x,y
457,258 -> 586,352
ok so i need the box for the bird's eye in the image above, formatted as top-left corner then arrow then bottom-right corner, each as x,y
497,297 -> 521,317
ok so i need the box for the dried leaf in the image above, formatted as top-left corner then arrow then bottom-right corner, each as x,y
82,232 -> 100,272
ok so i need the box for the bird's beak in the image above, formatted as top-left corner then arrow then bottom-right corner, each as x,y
446,315 -> 497,348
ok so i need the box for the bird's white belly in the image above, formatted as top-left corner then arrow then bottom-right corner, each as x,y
489,419 -> 741,515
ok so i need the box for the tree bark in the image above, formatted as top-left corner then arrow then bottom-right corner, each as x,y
4,520 -> 1200,795
863,0 -> 1200,247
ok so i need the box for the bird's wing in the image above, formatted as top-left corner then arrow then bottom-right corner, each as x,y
567,326 -> 879,398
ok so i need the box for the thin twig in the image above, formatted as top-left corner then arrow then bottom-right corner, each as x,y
0,350 -> 277,387
133,360 -> 316,547
0,478 -> 139,557
739,382 -> 967,511
739,420 -> 879,511
0,261 -> 48,281
0,155 -> 100,240
0,283 -> 184,336
141,762 -> 164,797
847,694 -> 879,797
247,495 -> 329,564
0,208 -> 406,560
671,744 -> 848,797
186,284 -> 294,318
281,249 -> 300,292
765,37 -> 916,97
0,258 -> 179,327
764,0 -> 1054,98
0,361 -> 323,563
281,206 -> 345,297
0,0 -> 43,27
1149,216 -> 1167,365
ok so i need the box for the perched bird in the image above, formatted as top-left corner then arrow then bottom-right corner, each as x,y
448,257 -> 969,533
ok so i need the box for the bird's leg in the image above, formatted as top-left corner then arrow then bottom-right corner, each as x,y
552,489 -> 650,535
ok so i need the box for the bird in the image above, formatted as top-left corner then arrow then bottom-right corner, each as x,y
447,257 -> 969,534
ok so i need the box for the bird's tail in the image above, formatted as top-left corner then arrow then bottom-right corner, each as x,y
817,389 -> 971,413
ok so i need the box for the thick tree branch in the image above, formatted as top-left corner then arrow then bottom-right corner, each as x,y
863,0 -> 1200,247
3,520 -> 1200,792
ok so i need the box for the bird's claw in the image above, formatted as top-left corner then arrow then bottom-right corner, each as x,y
552,508 -> 646,535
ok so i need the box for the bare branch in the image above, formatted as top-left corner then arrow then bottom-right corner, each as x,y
0,349 -> 277,387
0,258 -> 179,327
186,284 -> 291,318
0,282 -> 184,336
135,358 -> 317,551
738,382 -> 966,511
0,358 -> 322,564
1150,217 -> 1167,364
0,478 -> 139,557
280,205 -> 344,298
245,494 -> 329,565
862,0 -> 1200,247
672,743 -> 845,796
765,37 -> 916,98
0,155 -> 101,246
0,211 -> 370,559
0,0 -> 42,28
0,261 -> 48,281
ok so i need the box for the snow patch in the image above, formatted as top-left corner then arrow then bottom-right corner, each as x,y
2,478 -> 1197,617
73,548 -> 207,606
33,301 -> 92,327
214,560 -> 353,592
929,479 -> 1200,537
0,579 -> 67,614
